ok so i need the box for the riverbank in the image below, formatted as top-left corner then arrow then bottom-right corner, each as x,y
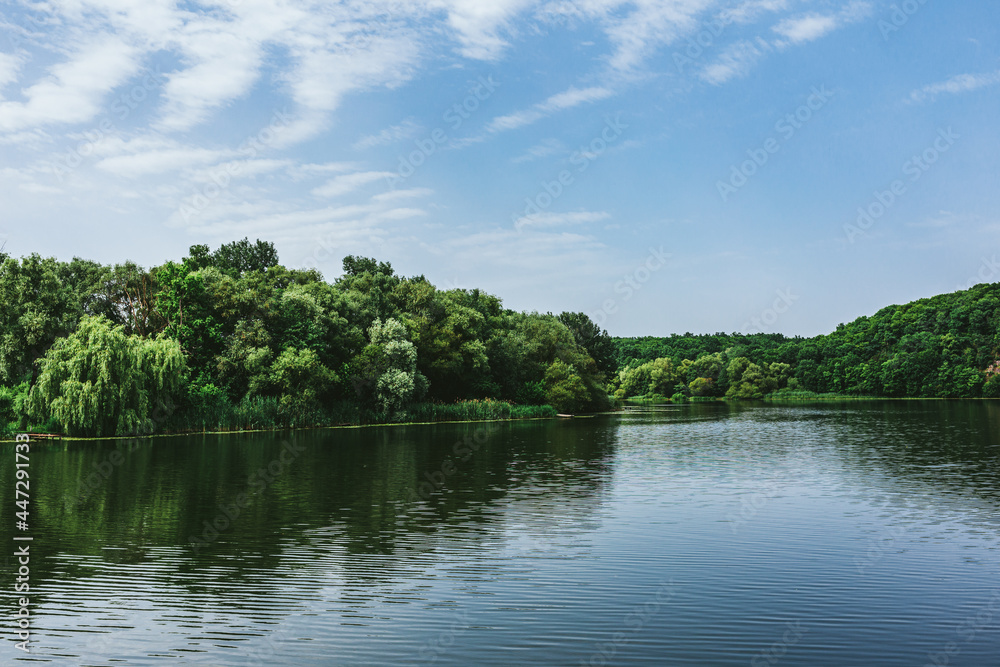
0,400 -> 561,442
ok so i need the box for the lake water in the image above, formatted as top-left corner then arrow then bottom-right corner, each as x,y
3,401 -> 1000,666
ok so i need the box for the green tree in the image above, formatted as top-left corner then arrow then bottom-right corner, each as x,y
0,254 -> 81,384
27,316 -> 186,437
544,360 -> 590,413
352,318 -> 427,420
557,312 -> 616,378
267,347 -> 337,419
209,238 -> 279,277
647,357 -> 681,396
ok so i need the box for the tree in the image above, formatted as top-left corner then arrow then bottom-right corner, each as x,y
155,261 -> 223,381
342,255 -> 393,277
210,238 -> 279,277
267,347 -> 337,419
351,318 -> 427,420
557,312 -> 616,378
544,360 -> 591,413
407,288 -> 493,400
688,377 -> 715,396
0,254 -> 81,384
647,357 -> 681,396
27,316 -> 186,437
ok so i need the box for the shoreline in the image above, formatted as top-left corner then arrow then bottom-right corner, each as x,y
0,413 -> 575,444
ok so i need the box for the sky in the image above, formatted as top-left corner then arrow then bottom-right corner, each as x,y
1,0 -> 998,338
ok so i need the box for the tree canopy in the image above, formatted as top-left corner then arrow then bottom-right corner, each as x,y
4,239 -> 1000,437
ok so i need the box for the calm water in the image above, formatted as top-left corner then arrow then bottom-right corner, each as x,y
2,402 -> 1000,666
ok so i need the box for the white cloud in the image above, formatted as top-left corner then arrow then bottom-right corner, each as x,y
311,170 -> 395,198
97,147 -> 233,177
512,210 -> 611,229
511,138 -> 563,163
703,1 -> 872,83
353,119 -> 421,150
544,85 -> 614,110
909,70 -> 1000,104
488,85 -> 613,132
772,14 -> 838,44
0,52 -> 24,91
723,0 -> 790,24
371,187 -> 434,202
188,159 -> 292,182
701,39 -> 770,85
601,0 -> 714,73
155,29 -> 265,132
0,37 -> 139,132
428,0 -> 538,60
772,2 -> 872,46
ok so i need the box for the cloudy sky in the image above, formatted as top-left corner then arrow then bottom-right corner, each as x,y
1,0 -> 998,337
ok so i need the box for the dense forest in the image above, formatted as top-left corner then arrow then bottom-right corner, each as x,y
2,239 -> 999,438
611,282 -> 1000,401
0,240 -> 612,437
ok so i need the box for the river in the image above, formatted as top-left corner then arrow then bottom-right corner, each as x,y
2,401 -> 999,665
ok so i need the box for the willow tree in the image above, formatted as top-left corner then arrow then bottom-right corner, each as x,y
28,316 -> 186,437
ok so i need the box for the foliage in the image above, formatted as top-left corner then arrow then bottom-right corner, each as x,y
10,240 -> 1000,437
0,382 -> 28,435
188,238 -> 279,277
0,254 -> 82,384
407,399 -> 556,422
612,282 -> 1000,400
352,318 -> 428,420
557,311 -> 617,378
267,347 -> 338,419
543,360 -> 591,413
27,316 -> 186,436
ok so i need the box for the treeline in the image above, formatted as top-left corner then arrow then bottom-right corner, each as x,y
611,282 -> 1000,400
0,240 -> 614,437
4,239 -> 999,437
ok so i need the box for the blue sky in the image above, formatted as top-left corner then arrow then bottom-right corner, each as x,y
1,0 -> 998,337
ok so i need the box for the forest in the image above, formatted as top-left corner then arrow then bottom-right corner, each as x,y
611,283 -> 1000,401
0,240 -> 612,437
1,238 -> 999,438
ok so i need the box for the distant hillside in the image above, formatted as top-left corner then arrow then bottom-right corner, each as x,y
611,283 -> 1000,400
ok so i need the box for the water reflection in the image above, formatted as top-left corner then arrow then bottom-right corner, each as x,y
1,404 -> 999,665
